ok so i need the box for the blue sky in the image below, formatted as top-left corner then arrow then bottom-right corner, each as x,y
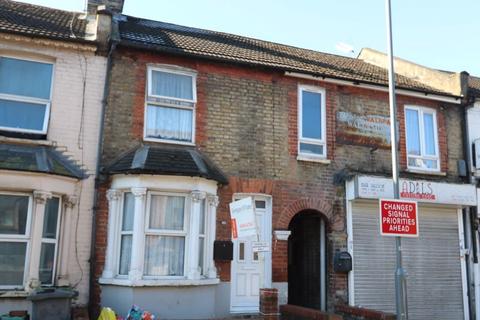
19,0 -> 480,76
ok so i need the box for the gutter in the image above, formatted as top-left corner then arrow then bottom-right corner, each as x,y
285,71 -> 463,104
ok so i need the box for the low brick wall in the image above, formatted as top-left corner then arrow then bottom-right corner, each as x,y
280,304 -> 342,320
334,305 -> 395,320
260,288 -> 280,320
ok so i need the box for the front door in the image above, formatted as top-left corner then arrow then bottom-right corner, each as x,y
230,195 -> 272,313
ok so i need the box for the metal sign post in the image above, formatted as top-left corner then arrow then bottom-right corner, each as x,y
385,0 -> 408,318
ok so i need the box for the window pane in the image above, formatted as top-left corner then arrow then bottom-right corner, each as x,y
144,235 -> 185,276
0,99 -> 46,131
408,157 -> 438,170
122,192 -> 134,232
299,142 -> 323,156
406,109 -> 421,156
39,243 -> 55,285
0,242 -> 27,286
199,199 -> 205,235
0,57 -> 53,99
145,105 -> 193,142
423,113 -> 436,156
149,195 -> 185,230
255,200 -> 266,209
43,197 -> 59,239
119,235 -> 132,275
302,91 -> 322,140
0,194 -> 29,235
151,70 -> 193,100
239,242 -> 245,261
198,237 -> 204,274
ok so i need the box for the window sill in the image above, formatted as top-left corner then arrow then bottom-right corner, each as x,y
0,290 -> 28,298
99,277 -> 220,287
143,137 -> 195,146
0,135 -> 54,146
297,155 -> 331,164
404,168 -> 446,176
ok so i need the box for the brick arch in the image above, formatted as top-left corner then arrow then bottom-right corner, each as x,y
276,197 -> 333,229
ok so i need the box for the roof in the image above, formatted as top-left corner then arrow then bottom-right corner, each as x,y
0,143 -> 86,179
106,145 -> 228,184
119,16 -> 455,97
469,76 -> 480,97
0,0 -> 89,43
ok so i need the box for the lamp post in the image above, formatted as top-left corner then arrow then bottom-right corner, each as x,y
385,0 -> 408,319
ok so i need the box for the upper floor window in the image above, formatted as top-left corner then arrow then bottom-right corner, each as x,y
0,57 -> 54,135
144,67 -> 196,144
405,106 -> 440,171
298,85 -> 326,158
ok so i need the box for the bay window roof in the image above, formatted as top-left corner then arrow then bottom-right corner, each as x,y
106,145 -> 228,184
0,143 -> 86,179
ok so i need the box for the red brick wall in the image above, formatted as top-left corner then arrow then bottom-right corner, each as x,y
93,46 -> 463,314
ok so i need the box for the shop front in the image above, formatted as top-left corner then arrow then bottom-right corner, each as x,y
346,175 -> 477,320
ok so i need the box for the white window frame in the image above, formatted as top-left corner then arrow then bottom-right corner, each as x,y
110,188 -> 219,286
143,65 -> 197,146
116,192 -> 133,278
0,192 -> 33,290
39,196 -> 62,286
297,84 -> 327,159
404,105 -> 440,172
143,191 -> 190,279
0,55 -> 54,135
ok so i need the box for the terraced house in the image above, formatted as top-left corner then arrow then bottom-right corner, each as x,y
0,0 -> 109,316
91,3 -> 480,320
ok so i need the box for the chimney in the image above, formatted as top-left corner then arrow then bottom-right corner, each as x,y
358,48 -> 468,98
84,0 -> 124,54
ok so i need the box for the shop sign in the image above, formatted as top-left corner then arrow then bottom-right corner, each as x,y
336,111 -> 392,148
380,199 -> 418,237
252,241 -> 270,252
230,197 -> 257,239
356,176 -> 477,206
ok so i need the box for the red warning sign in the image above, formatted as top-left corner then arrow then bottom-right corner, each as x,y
379,199 -> 418,237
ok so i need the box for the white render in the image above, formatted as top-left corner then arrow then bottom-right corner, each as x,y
0,33 -> 107,306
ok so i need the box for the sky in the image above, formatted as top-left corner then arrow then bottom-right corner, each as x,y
18,0 -> 480,76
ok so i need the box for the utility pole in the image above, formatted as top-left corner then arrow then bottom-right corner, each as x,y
385,0 -> 408,319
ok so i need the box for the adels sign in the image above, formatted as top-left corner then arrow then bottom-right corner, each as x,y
379,199 -> 418,237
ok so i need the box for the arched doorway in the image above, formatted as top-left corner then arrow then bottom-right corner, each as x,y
288,210 -> 326,310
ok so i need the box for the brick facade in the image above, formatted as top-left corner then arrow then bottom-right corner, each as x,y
93,45 -> 464,314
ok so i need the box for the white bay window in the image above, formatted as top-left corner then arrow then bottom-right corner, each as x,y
0,191 -> 65,290
144,66 -> 196,144
405,106 -> 440,172
102,177 -> 219,286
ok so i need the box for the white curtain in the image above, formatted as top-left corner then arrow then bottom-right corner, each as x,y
146,105 -> 192,142
144,235 -> 185,276
149,195 -> 184,230
151,70 -> 193,100
119,235 -> 132,275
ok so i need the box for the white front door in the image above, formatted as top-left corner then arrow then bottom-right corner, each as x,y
231,195 -> 272,313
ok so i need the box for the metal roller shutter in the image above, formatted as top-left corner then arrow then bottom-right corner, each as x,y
351,202 -> 464,320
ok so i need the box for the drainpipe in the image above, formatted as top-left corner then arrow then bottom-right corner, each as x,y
463,93 -> 480,320
87,8 -> 120,318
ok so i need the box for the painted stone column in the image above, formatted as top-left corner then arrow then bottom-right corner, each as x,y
27,190 -> 52,290
206,195 -> 219,279
57,195 -> 78,286
188,191 -> 206,280
101,189 -> 122,279
129,187 -> 147,282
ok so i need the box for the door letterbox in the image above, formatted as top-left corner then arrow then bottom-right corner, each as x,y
333,251 -> 352,273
